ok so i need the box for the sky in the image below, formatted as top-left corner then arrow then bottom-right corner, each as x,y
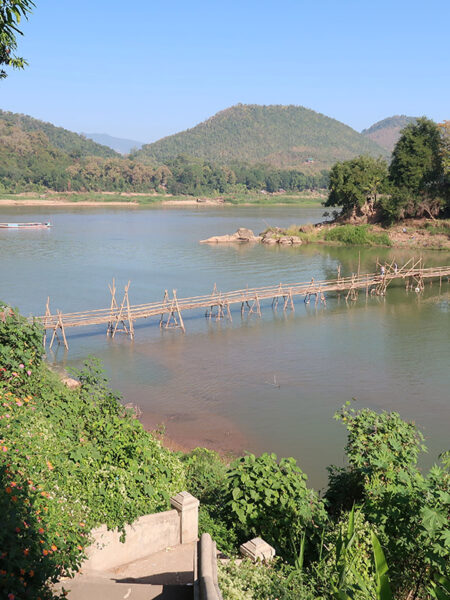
1,0 -> 449,144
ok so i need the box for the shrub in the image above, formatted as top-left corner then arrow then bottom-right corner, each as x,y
182,448 -> 238,555
0,308 -> 187,599
332,403 -> 450,599
218,558 -> 317,600
225,453 -> 326,562
324,224 -> 391,246
0,303 -> 44,389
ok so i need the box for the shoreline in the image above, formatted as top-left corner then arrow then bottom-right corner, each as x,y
0,191 -> 326,208
201,220 -> 450,250
139,409 -> 253,459
0,198 -> 323,208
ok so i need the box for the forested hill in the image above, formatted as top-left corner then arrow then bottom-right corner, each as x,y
0,110 -> 119,158
362,115 -> 418,153
134,104 -> 388,170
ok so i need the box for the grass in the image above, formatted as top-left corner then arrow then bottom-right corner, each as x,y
223,192 -> 325,206
263,223 -> 392,247
324,224 -> 391,246
421,220 -> 450,237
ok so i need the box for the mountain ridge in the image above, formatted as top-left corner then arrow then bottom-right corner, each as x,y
134,104 -> 388,170
0,110 -> 119,158
362,115 -> 418,152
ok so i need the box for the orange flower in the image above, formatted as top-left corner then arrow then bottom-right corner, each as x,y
38,528 -> 44,534
11,496 -> 17,502
77,545 -> 83,551
23,549 -> 29,556
5,486 -> 11,494
51,544 -> 57,551
42,549 -> 48,556
46,461 -> 54,471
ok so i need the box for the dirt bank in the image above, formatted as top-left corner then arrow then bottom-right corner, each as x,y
139,409 -> 253,458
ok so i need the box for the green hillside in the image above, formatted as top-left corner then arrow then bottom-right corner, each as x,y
362,115 -> 418,153
134,104 -> 388,170
0,109 -> 119,158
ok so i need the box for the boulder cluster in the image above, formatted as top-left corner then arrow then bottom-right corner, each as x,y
200,227 -> 304,246
260,229 -> 303,246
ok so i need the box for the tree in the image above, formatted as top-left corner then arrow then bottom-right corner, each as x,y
324,155 -> 388,220
0,0 -> 34,80
438,121 -> 450,214
388,117 -> 445,218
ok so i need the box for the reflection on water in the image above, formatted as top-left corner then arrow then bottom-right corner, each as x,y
1,205 -> 449,488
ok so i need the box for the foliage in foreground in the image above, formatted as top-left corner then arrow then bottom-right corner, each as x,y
0,306 -> 186,599
0,306 -> 448,600
0,0 -> 34,79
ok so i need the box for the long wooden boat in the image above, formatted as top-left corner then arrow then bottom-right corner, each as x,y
0,222 -> 51,229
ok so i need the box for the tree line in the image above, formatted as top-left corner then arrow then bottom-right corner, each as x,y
0,122 -> 329,194
325,118 -> 450,221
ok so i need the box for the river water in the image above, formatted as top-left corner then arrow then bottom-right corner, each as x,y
1,205 -> 449,488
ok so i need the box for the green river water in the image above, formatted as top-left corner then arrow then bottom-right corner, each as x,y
0,205 -> 448,488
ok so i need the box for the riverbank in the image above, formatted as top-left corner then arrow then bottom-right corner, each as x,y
140,409 -> 251,458
202,219 -> 450,250
0,190 -> 325,207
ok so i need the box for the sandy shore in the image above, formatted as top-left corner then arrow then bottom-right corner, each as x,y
0,198 -> 226,207
0,199 -> 141,207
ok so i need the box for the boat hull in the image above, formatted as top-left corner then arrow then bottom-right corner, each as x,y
0,222 -> 51,229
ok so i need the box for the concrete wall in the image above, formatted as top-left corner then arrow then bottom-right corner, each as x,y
83,509 -> 181,571
82,492 -> 199,572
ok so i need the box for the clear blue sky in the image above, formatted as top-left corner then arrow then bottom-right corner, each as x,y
2,0 -> 449,143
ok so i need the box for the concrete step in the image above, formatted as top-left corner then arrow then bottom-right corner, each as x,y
55,543 -> 196,599
56,576 -> 193,600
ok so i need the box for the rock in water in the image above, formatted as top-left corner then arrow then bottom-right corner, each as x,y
200,228 -> 261,244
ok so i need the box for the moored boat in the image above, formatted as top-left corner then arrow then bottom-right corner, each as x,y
0,222 -> 51,229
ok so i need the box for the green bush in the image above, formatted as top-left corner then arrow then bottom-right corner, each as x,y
225,453 -> 326,562
0,309 -> 186,599
182,448 -> 238,555
0,303 -> 44,389
218,558 -> 317,600
332,403 -> 450,599
324,224 -> 391,246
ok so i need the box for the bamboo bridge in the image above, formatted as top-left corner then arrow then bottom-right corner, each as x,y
37,257 -> 450,350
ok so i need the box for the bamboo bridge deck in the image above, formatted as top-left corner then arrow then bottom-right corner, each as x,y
36,258 -> 450,350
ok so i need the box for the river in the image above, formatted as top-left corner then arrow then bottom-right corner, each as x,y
1,204 -> 449,489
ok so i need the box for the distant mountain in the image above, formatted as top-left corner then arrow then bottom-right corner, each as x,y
134,104 -> 388,170
0,110 -> 119,158
362,115 -> 418,153
82,133 -> 143,155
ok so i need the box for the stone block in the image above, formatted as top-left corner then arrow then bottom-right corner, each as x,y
240,537 -> 276,562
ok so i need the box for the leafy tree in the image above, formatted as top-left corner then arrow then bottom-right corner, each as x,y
324,155 -> 388,218
388,117 -> 445,218
0,0 -> 34,79
438,121 -> 450,214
